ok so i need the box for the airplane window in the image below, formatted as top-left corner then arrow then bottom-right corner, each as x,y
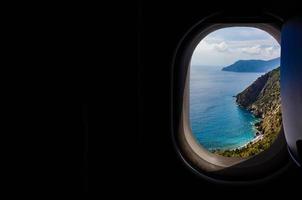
190,27 -> 281,158
173,22 -> 289,182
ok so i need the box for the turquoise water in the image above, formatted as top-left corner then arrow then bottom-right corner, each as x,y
190,65 -> 263,151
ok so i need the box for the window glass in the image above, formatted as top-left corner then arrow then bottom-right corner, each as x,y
190,27 -> 281,157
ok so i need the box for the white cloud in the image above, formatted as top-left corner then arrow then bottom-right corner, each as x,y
191,27 -> 280,66
194,40 -> 228,53
213,42 -> 228,52
264,46 -> 274,54
241,45 -> 262,55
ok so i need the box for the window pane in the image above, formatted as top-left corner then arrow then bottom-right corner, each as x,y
190,27 -> 281,157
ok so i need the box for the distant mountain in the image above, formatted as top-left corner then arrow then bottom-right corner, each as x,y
221,57 -> 280,72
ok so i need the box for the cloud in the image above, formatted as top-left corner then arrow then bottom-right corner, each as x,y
208,27 -> 273,41
194,41 -> 228,53
213,42 -> 228,52
241,45 -> 262,55
264,46 -> 274,54
191,27 -> 280,66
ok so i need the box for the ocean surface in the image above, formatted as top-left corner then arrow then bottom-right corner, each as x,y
190,65 -> 264,151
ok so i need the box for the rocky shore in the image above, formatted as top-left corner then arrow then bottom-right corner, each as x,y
212,67 -> 282,157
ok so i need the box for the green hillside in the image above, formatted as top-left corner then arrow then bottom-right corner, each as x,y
213,67 -> 282,157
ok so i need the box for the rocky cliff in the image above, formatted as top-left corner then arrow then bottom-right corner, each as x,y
236,67 -> 282,138
213,67 -> 282,157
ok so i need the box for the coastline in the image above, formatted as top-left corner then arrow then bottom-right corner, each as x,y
210,110 -> 264,152
236,132 -> 264,150
212,126 -> 264,152
210,109 -> 266,156
211,67 -> 281,157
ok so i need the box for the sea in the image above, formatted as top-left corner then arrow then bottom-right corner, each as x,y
190,65 -> 264,151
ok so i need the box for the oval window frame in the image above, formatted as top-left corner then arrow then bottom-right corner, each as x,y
171,14 -> 291,184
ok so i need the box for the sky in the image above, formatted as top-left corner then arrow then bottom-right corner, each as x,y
191,27 -> 280,66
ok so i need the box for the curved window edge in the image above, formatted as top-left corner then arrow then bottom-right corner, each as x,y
172,21 -> 291,183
